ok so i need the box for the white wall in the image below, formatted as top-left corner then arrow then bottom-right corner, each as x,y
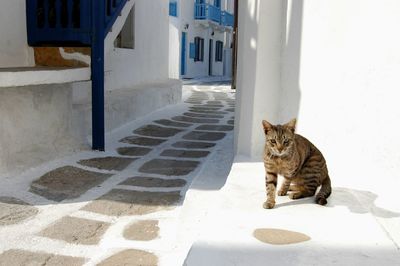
235,0 -> 400,189
234,0 -> 284,158
279,0 -> 400,188
0,0 -> 34,67
105,0 -> 170,90
180,0 -> 225,78
169,0 -> 182,79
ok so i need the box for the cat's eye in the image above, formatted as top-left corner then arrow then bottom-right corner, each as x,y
270,139 -> 276,144
284,139 -> 290,145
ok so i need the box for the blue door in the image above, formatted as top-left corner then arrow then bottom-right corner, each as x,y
181,32 -> 187,76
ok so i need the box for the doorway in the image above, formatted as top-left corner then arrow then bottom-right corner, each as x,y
181,32 -> 187,76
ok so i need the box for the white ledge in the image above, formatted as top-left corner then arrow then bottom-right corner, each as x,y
0,67 -> 90,88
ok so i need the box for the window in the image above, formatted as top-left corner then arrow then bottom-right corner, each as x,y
194,37 -> 204,62
169,1 -> 178,17
214,0 -> 221,8
215,41 -> 223,62
114,6 -> 135,49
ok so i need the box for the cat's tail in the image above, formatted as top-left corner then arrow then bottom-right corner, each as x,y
315,176 -> 331,205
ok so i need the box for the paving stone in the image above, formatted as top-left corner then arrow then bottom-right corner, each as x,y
0,249 -> 84,266
185,100 -> 203,104
0,197 -> 38,226
228,120 -> 235,125
225,108 -> 235,112
154,119 -> 192,128
82,189 -> 181,216
160,149 -> 210,158
182,131 -> 226,141
120,176 -> 187,188
189,109 -> 228,115
253,228 -> 311,245
207,101 -> 222,104
195,125 -> 234,131
139,159 -> 199,176
29,166 -> 112,202
119,136 -> 167,146
172,141 -> 216,149
77,157 -> 136,171
39,216 -> 110,245
183,112 -> 224,119
172,116 -> 219,124
123,220 -> 159,241
98,249 -> 157,266
117,147 -> 152,156
134,125 -> 183,138
191,106 -> 222,111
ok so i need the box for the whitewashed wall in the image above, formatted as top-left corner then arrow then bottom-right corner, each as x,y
105,0 -> 170,90
169,0 -> 182,79
235,0 -> 400,190
0,0 -> 34,67
180,0 -> 225,78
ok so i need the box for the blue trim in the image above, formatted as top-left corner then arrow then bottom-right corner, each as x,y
181,32 -> 187,75
189,43 -> 196,59
169,2 -> 178,17
91,0 -> 106,151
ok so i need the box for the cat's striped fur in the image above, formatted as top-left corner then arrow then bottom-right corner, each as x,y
262,119 -> 331,209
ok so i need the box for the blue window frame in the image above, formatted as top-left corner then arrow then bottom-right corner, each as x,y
214,0 -> 221,8
194,37 -> 204,62
169,1 -> 178,17
215,41 -> 223,62
189,43 -> 196,59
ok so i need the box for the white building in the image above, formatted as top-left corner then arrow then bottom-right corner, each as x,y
0,0 -> 181,176
169,0 -> 235,79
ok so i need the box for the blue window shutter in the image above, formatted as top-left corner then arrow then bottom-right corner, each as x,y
189,43 -> 196,59
169,2 -> 177,17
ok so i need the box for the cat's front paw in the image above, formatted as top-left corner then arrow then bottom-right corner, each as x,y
263,201 -> 275,209
289,192 -> 303,200
277,190 -> 287,196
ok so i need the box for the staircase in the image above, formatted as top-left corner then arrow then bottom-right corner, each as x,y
26,0 -> 129,151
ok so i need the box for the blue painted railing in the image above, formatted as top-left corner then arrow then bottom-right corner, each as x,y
26,0 -> 127,46
194,3 -> 221,24
26,0 -> 128,151
221,11 -> 234,27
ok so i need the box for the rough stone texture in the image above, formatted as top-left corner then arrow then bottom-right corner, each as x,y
196,104 -> 225,108
139,159 -> 200,176
172,116 -> 219,124
119,136 -> 167,146
154,119 -> 192,128
134,125 -> 183,138
117,147 -> 152,157
82,189 -> 181,216
228,120 -> 234,125
185,100 -> 203,104
0,249 -> 84,266
29,166 -> 112,202
160,149 -> 210,158
183,112 -> 224,119
195,125 -> 234,131
253,228 -> 311,245
120,177 -> 187,188
0,197 -> 38,226
188,109 -> 227,115
207,101 -> 222,104
77,157 -> 136,171
182,131 -> 226,141
172,141 -> 216,149
98,249 -> 157,266
123,220 -> 159,241
39,216 -> 110,245
225,108 -> 235,112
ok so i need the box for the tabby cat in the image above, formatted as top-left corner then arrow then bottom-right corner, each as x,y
262,119 -> 331,209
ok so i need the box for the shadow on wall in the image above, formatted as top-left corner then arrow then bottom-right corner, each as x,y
276,187 -> 400,219
279,0 -> 303,123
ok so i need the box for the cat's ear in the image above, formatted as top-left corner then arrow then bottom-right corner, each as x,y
262,120 -> 273,134
284,118 -> 297,133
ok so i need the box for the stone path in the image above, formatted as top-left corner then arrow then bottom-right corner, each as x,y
0,85 -> 235,265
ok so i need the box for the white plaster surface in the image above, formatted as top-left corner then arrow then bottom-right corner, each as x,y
0,0 -> 34,67
0,67 -> 90,88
